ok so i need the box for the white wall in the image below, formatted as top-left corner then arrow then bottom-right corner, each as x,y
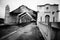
37,4 -> 58,23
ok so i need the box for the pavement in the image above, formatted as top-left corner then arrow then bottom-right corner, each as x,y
0,22 -> 31,38
0,22 -> 44,40
1,22 -> 55,40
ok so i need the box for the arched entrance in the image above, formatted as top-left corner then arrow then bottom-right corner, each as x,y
17,12 -> 24,24
17,14 -> 21,24
45,15 -> 50,23
17,12 -> 28,24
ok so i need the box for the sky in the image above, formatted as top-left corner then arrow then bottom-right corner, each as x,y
0,0 -> 60,21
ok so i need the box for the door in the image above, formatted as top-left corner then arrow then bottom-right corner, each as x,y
45,15 -> 50,23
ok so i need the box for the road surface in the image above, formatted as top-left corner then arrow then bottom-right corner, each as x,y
1,23 -> 44,40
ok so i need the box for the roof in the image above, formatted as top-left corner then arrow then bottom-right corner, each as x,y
10,5 -> 26,16
37,4 -> 59,7
10,5 -> 37,16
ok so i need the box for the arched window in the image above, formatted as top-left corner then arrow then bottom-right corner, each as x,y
46,7 -> 49,10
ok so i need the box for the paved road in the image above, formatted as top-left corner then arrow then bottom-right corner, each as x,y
1,22 -> 55,40
37,22 -> 55,40
1,23 -> 44,40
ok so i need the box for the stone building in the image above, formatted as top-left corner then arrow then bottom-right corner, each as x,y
5,5 -> 37,25
37,4 -> 59,25
37,4 -> 60,40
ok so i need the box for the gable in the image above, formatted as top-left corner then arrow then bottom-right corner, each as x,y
10,5 -> 37,16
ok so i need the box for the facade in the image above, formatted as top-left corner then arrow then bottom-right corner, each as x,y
37,4 -> 59,24
5,5 -> 37,25
37,4 -> 60,40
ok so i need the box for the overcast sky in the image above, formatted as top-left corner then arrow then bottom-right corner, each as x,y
0,0 -> 60,21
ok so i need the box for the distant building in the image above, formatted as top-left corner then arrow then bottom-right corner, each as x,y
5,5 -> 37,25
37,4 -> 59,25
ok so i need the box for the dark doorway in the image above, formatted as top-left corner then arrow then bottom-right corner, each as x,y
45,15 -> 50,23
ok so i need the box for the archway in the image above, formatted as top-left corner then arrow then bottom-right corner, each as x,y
45,15 -> 50,23
17,12 -> 26,24
17,14 -> 21,24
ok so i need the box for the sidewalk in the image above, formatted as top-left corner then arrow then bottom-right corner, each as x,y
37,22 -> 55,40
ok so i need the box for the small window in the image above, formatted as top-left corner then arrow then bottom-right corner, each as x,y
52,12 -> 55,14
46,7 -> 49,9
53,17 -> 55,22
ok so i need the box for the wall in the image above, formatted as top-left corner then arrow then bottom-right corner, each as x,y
37,4 -> 58,24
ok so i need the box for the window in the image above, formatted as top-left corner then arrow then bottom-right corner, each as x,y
41,17 -> 42,22
52,12 -> 55,15
53,17 -> 55,22
46,7 -> 49,10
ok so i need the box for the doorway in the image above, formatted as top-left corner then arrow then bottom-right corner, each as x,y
45,15 -> 50,23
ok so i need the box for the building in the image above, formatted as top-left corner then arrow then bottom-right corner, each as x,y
37,4 -> 60,40
5,5 -> 37,25
5,4 -> 59,25
37,4 -> 59,25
